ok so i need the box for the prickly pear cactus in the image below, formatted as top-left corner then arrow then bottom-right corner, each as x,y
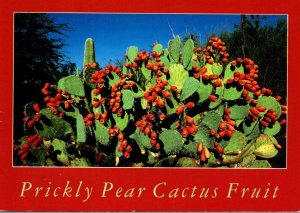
15,36 -> 286,168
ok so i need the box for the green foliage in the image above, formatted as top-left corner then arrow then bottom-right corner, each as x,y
202,111 -> 222,130
182,39 -> 194,69
180,77 -> 200,101
36,109 -> 73,139
58,75 -> 85,97
169,36 -> 181,63
229,104 -> 250,120
197,78 -> 213,103
52,139 -> 70,165
122,90 -> 134,110
193,123 -> 214,149
94,122 -> 110,145
169,64 -> 189,92
254,134 -> 278,158
127,46 -> 138,63
263,121 -> 281,136
159,129 -> 183,155
131,129 -> 152,150
76,114 -> 87,143
175,157 -> 197,167
257,96 -> 282,118
222,131 -> 247,153
153,43 -> 163,55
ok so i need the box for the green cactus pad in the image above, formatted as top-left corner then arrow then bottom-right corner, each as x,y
108,72 -> 121,87
257,96 -> 282,118
249,159 -> 272,168
52,139 -> 70,165
36,109 -> 73,140
209,86 -> 223,109
222,131 -> 247,153
223,62 -> 244,83
70,157 -> 91,167
159,128 -> 183,155
240,153 -> 256,168
76,114 -> 87,143
58,75 -> 85,97
122,89 -> 134,110
212,63 -> 223,75
182,39 -> 194,69
169,36 -> 181,64
130,129 -> 152,150
229,103 -> 250,120
127,46 -> 138,63
202,111 -> 222,130
154,156 -> 177,167
193,123 -> 214,149
215,104 -> 225,117
263,121 -> 281,136
180,77 -> 200,101
243,120 -> 259,136
153,43 -> 163,55
253,134 -> 278,158
181,141 -> 198,158
169,64 -> 189,92
141,65 -> 152,81
197,78 -> 213,103
164,94 -> 179,115
204,63 -> 213,75
94,121 -> 110,146
175,157 -> 198,167
83,38 -> 96,66
186,59 -> 200,71
27,149 -> 46,166
160,55 -> 170,68
112,112 -> 129,131
223,86 -> 243,101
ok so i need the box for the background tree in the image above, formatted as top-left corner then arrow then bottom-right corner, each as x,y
220,15 -> 287,102
14,13 -> 75,138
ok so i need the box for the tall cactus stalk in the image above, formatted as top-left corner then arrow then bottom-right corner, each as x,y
83,38 -> 96,66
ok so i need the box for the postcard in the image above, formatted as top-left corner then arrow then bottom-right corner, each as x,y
0,0 -> 299,211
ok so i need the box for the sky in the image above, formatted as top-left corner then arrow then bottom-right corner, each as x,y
48,14 -> 286,69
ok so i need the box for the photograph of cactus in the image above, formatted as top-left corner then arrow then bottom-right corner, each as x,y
13,13 -> 287,168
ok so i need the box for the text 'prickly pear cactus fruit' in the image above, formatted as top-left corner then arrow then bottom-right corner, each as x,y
15,36 -> 287,168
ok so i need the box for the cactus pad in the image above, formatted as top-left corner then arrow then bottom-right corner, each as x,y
253,134 -> 278,158
159,128 -> 183,155
58,75 -> 85,97
180,77 -> 200,101
36,109 -> 73,139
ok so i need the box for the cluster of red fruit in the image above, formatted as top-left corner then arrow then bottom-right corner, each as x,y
40,82 -> 73,118
90,64 -> 123,96
23,103 -> 42,128
108,79 -> 135,116
203,37 -> 230,64
135,114 -> 160,150
143,78 -> 172,108
124,50 -> 150,71
115,130 -> 133,159
174,103 -> 198,137
17,133 -> 43,160
83,112 -> 108,127
210,108 -> 236,140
